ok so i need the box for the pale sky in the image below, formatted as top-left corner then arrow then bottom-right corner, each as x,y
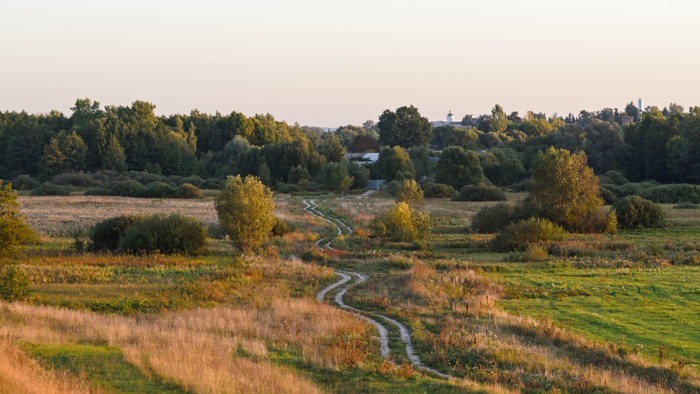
1,0 -> 699,126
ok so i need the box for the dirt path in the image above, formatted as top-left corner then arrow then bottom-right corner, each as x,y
303,199 -> 450,379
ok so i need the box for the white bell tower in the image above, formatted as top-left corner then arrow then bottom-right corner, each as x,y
447,110 -> 454,123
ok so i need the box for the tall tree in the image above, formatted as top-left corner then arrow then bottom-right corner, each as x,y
378,106 -> 431,148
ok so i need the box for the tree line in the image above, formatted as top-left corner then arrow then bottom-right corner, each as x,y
1,99 -> 699,195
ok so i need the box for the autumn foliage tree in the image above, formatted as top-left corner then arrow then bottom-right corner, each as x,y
528,148 -> 604,232
0,181 -> 34,259
372,202 -> 431,243
215,175 -> 275,253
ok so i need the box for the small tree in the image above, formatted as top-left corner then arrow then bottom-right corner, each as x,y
372,202 -> 431,243
395,179 -> 424,208
435,146 -> 483,190
613,196 -> 664,229
0,181 -> 34,259
528,148 -> 604,232
216,175 -> 275,253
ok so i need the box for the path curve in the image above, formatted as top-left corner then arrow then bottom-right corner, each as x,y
303,198 -> 450,379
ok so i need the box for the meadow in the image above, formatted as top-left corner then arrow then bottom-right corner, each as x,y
3,193 -> 700,393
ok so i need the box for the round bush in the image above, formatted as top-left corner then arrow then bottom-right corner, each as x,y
138,181 -> 177,198
51,173 -> 101,188
90,215 -> 141,251
271,217 -> 292,236
31,182 -> 72,196
200,179 -> 225,190
119,214 -> 207,254
423,183 -> 458,198
176,183 -> 204,199
108,180 -> 145,197
11,175 -> 40,190
178,175 -> 205,187
613,196 -> 664,229
453,184 -> 507,202
492,218 -> 567,252
471,203 -> 518,233
0,264 -> 31,301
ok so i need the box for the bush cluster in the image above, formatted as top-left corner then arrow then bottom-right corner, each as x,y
422,183 -> 458,198
90,214 -> 206,254
453,184 -> 507,202
31,182 -> 72,196
492,218 -> 567,252
85,180 -> 204,199
613,196 -> 664,229
372,202 -> 431,243
0,264 -> 31,301
470,203 -> 520,233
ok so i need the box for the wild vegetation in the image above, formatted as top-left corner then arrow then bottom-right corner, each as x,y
2,99 -> 700,392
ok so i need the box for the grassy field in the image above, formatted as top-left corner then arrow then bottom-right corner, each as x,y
3,193 -> 700,393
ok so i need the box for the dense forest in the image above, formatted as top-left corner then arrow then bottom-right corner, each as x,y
1,99 -> 700,199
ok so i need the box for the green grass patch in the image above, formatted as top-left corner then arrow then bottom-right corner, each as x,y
494,265 -> 700,362
26,343 -> 187,393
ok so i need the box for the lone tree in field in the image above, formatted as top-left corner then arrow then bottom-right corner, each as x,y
0,181 -> 34,260
216,175 -> 275,254
0,181 -> 34,301
528,147 -> 604,232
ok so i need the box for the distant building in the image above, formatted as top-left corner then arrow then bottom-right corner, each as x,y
345,152 -> 379,164
620,115 -> 635,126
430,110 -> 463,127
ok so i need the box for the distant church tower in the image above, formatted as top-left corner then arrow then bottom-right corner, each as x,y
447,110 -> 454,123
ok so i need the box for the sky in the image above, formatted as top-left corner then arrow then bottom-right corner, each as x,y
1,0 -> 699,127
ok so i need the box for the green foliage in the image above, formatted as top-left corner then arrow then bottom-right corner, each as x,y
119,214 -> 207,254
139,181 -> 177,198
453,184 -> 507,202
216,175 -> 275,253
613,196 -> 665,229
317,162 -> 354,194
31,182 -> 72,196
90,215 -> 141,252
176,183 -> 204,199
529,148 -> 604,232
435,146 -> 483,189
395,179 -> 424,207
347,161 -> 370,189
376,146 -> 414,181
638,184 -> 700,204
288,165 -> 311,184
492,218 -> 568,252
422,183 -> 457,199
0,181 -> 34,259
372,202 -> 431,243
10,174 -> 40,190
271,217 -> 292,236
479,148 -> 526,186
378,105 -> 431,148
470,203 -> 520,233
0,264 -> 31,301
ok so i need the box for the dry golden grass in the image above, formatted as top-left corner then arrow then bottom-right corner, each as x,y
0,337 -> 93,394
18,196 -> 217,236
0,295 -> 374,393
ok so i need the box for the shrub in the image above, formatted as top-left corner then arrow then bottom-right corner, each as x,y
178,175 -> 205,187
138,181 -> 177,198
90,215 -> 141,251
128,171 -> 167,185
0,264 -> 31,301
599,170 -> 629,186
453,184 -> 507,202
599,186 -> 618,205
119,214 -> 207,255
108,180 -> 145,197
395,179 -> 424,207
372,202 -> 431,243
271,217 -> 292,236
492,218 -> 567,252
0,181 -> 34,259
176,183 -> 204,199
613,196 -> 665,229
288,165 -> 311,184
510,178 -> 534,192
638,184 -> 700,204
200,179 -> 225,190
31,182 -> 72,196
51,172 -> 101,188
216,175 -> 275,253
470,203 -> 519,233
11,175 -> 40,190
422,183 -> 458,198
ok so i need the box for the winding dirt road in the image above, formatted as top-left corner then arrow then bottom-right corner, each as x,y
303,199 -> 450,379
